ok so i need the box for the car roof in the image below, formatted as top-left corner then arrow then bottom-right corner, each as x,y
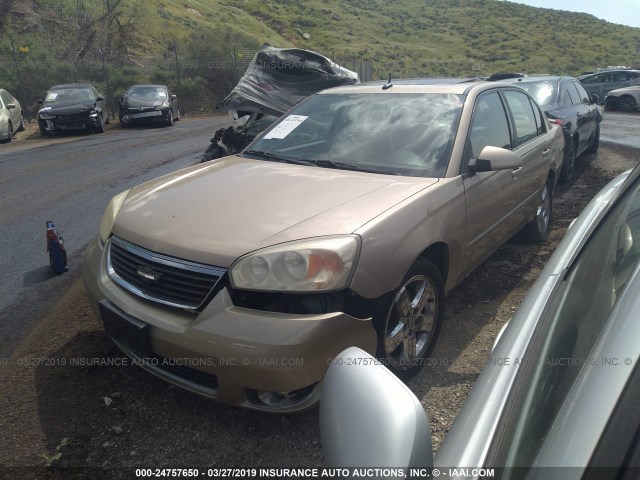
49,83 -> 95,90
319,80 -> 493,95
128,84 -> 168,88
501,75 -> 566,84
364,78 -> 482,86
580,69 -> 640,78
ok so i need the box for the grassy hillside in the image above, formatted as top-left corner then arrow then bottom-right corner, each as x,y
2,0 -> 640,77
2,0 -> 640,119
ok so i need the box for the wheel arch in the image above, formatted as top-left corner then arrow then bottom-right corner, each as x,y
416,241 -> 450,286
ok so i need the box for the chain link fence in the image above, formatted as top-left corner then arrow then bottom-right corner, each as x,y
0,47 -> 374,121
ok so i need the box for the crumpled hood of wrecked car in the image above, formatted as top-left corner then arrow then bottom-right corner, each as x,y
111,155 -> 437,267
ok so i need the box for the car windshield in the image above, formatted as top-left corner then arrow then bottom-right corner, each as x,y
127,86 -> 167,99
245,92 -> 464,178
515,81 -> 559,107
45,88 -> 94,103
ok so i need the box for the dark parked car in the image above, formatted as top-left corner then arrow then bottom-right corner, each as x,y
37,83 -> 108,136
322,163 -> 640,477
119,85 -> 179,127
502,76 -> 602,182
579,69 -> 640,103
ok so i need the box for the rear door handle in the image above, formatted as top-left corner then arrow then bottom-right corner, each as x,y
542,148 -> 551,156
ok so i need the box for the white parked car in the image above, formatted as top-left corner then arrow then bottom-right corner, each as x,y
0,88 -> 25,143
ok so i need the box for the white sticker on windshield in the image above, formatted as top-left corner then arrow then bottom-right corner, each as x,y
263,115 -> 308,139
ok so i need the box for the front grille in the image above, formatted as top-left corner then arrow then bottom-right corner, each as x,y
107,236 -> 226,310
58,112 -> 90,121
126,107 -> 156,114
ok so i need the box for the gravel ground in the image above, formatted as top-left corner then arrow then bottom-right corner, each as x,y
0,138 -> 638,479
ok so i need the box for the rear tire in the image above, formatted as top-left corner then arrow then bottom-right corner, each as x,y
374,258 -> 444,380
586,124 -> 600,154
559,140 -> 575,183
522,177 -> 553,243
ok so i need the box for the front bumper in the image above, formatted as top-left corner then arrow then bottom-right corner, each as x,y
39,113 -> 100,132
120,108 -> 167,124
82,236 -> 377,412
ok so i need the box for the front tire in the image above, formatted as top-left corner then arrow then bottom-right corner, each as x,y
522,177 -> 553,243
376,258 -> 444,379
94,115 -> 104,133
165,109 -> 174,127
618,95 -> 637,112
17,115 -> 25,132
3,121 -> 13,143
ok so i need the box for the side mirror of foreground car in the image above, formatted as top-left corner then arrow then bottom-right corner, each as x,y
6,103 -> 16,110
320,347 -> 433,475
591,93 -> 600,104
468,146 -> 523,173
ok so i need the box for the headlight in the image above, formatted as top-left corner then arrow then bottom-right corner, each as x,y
230,236 -> 360,292
39,113 -> 56,120
89,110 -> 98,118
99,189 -> 131,243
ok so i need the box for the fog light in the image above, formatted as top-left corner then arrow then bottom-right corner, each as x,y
245,382 -> 319,410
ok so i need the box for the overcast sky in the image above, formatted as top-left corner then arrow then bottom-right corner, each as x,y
507,0 -> 640,28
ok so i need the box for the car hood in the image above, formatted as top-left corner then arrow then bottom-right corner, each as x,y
39,101 -> 97,115
122,97 -> 166,108
112,156 -> 437,267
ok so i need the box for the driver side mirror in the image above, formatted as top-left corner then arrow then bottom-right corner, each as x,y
591,93 -> 600,104
320,347 -> 433,472
6,103 -> 16,110
172,94 -> 177,100
468,146 -> 522,173
96,96 -> 105,102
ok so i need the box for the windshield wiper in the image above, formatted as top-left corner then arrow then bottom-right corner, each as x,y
242,150 -> 314,166
310,159 -> 401,175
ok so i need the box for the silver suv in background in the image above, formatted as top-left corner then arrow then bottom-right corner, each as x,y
322,164 -> 640,478
579,69 -> 640,103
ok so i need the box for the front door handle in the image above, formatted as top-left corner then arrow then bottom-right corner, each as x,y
511,167 -> 523,180
542,148 -> 551,156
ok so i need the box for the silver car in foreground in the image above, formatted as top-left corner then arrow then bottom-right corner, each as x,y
0,88 -> 24,142
322,164 -> 640,478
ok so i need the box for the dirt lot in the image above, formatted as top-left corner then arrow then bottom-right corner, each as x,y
0,142 -> 638,479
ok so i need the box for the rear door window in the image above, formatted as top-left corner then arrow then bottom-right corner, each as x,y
573,82 -> 592,104
503,90 -> 539,146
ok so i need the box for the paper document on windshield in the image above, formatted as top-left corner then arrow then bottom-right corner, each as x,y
263,115 -> 308,139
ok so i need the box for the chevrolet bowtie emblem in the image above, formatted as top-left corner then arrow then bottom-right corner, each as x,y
136,266 -> 162,282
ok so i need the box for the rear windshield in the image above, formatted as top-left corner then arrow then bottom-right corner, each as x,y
514,81 -> 559,107
247,92 -> 464,178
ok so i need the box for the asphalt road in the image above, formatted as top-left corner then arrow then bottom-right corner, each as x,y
0,116 -> 231,358
601,111 -> 640,149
